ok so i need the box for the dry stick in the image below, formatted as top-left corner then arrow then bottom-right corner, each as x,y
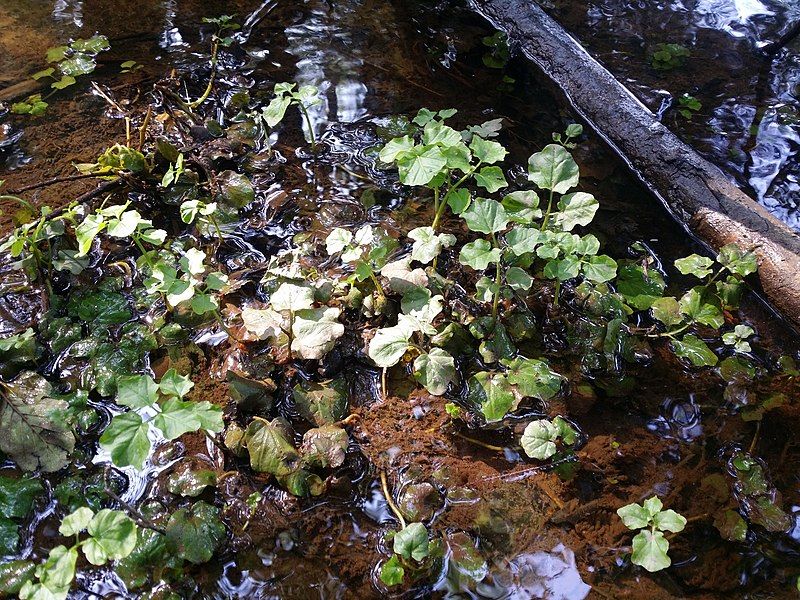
7,173 -> 107,195
748,420 -> 762,455
380,470 -> 406,529
137,105 -> 153,151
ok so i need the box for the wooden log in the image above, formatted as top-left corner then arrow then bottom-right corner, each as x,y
472,0 -> 800,328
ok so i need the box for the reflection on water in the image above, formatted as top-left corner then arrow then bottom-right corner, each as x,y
552,0 -> 800,230
284,1 -> 371,140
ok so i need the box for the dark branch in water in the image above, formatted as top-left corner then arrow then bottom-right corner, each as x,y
763,21 -> 800,55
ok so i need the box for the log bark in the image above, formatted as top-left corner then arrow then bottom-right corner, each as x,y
471,0 -> 800,328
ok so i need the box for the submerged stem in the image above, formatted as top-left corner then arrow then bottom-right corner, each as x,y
380,470 -> 406,529
188,41 -> 219,109
298,103 -> 316,150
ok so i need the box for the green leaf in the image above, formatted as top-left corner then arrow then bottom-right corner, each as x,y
270,283 -> 315,312
447,189 -> 471,214
20,545 -> 77,600
368,323 -> 413,368
616,264 -> 665,309
672,335 -> 717,367
244,418 -> 301,476
379,136 -> 415,163
505,227 -> 541,255
506,266 -> 533,290
642,496 -> 662,516
0,475 -> 43,519
393,522 -> 429,561
459,239 -> 502,270
190,293 -> 218,315
50,75 -> 76,90
153,398 -> 223,439
527,144 -> 579,193
164,501 -> 225,564
158,369 -> 194,399
469,136 -> 507,164
0,560 -> 36,597
99,412 -> 151,469
717,244 -> 758,276
520,419 -> 559,459
543,256 -> 581,281
502,357 -> 562,400
293,379 -> 348,426
116,374 -> 158,409
679,288 -> 723,328
470,372 -> 515,422
617,502 -> 650,529
325,228 -> 353,254
422,121 -> 462,147
58,507 -> 94,536
674,254 -> 714,278
70,35 -> 110,54
166,463 -> 217,497
75,213 -> 105,256
82,509 -> 137,566
216,170 -> 255,208
554,192 -> 598,231
583,255 -> 617,283
262,94 -> 292,127
0,372 -> 75,472
653,509 -> 687,533
650,297 -> 683,327
473,166 -> 508,193
46,46 -> 69,63
379,555 -> 405,586
461,198 -> 509,234
396,146 -> 447,186
408,227 -> 456,264
58,53 -> 96,76
713,510 -> 747,542
413,349 -> 456,396
631,529 -> 671,572
502,190 -> 541,224
291,307 -> 345,360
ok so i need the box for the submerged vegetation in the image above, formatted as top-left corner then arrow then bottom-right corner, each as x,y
0,4 -> 799,598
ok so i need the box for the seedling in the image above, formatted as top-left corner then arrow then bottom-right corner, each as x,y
617,496 -> 686,572
19,507 -> 137,599
677,94 -> 702,119
650,43 -> 690,71
99,369 -> 223,469
261,82 -> 322,149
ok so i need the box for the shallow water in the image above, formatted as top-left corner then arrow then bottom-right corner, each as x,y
1,1 -> 800,599
549,0 -> 800,230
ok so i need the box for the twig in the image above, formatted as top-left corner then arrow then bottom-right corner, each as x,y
453,431 -> 505,452
137,105 -> 152,151
7,173 -> 106,194
104,469 -> 166,534
380,470 -> 406,529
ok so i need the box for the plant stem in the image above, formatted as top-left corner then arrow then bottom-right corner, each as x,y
209,215 -> 224,240
431,163 -> 479,231
369,271 -> 386,299
212,309 -> 234,339
433,186 -> 440,215
540,189 -> 555,231
553,279 -> 561,308
380,470 -> 406,529
491,232 -> 502,321
298,102 -> 316,150
188,41 -> 219,109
